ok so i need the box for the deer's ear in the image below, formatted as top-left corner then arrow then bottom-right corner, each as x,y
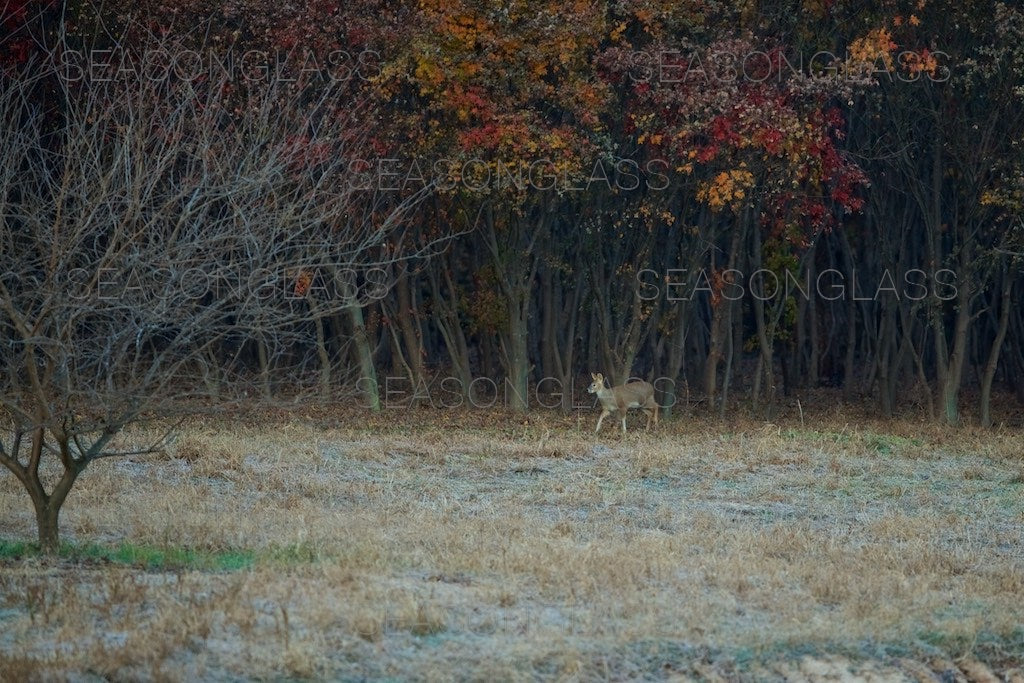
591,373 -> 598,379
595,373 -> 603,380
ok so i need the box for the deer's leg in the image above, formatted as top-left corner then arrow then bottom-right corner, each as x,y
621,411 -> 627,435
645,398 -> 659,430
595,409 -> 609,434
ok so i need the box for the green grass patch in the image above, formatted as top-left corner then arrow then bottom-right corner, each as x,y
77,541 -> 251,570
781,428 -> 853,444
0,538 -> 332,571
916,627 -> 1024,661
263,542 -> 324,564
780,428 -> 926,456
0,539 -> 31,560
0,539 -> 276,571
864,432 -> 923,455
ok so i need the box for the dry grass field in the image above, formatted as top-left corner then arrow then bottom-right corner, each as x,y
1,400 -> 1023,681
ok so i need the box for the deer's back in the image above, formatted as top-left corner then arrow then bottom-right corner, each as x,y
611,381 -> 654,408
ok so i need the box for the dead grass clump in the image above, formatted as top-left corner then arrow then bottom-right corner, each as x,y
963,466 -> 988,480
163,431 -> 249,477
281,639 -> 329,678
0,654 -> 50,681
346,589 -> 447,641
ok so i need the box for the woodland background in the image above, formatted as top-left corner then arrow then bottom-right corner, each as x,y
3,0 -> 1024,428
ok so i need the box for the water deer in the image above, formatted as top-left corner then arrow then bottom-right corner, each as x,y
587,372 -> 659,435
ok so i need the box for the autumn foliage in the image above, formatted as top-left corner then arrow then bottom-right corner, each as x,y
4,0 -> 1024,428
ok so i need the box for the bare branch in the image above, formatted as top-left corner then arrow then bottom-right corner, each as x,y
0,24 -> 447,483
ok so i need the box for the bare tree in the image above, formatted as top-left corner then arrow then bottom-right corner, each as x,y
0,31 -> 439,552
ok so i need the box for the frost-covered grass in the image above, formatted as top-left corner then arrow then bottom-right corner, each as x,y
1,405 -> 1022,680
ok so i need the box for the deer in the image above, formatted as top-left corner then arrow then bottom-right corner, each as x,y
586,372 -> 659,435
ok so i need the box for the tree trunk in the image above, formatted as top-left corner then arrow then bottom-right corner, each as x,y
7,428 -> 87,555
347,300 -> 380,412
313,311 -> 332,401
256,337 -> 272,399
980,270 -> 1012,427
663,299 -> 689,420
395,273 -> 426,393
807,257 -> 820,387
876,304 -> 894,417
428,262 -> 475,404
719,303 -> 736,420
703,218 -> 743,407
501,310 -> 530,412
540,266 -> 558,383
833,229 -> 860,400
1007,307 -> 1024,405
34,498 -> 62,554
940,285 -> 971,426
481,206 -> 545,413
